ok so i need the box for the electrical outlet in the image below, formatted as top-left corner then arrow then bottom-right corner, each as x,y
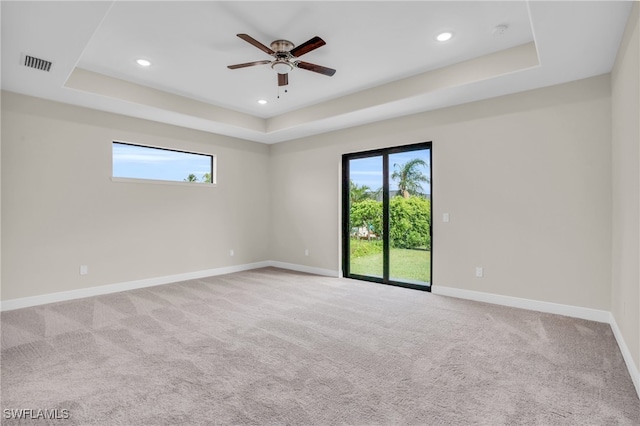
475,267 -> 483,278
229,249 -> 234,257
80,265 -> 88,275
443,213 -> 450,222
304,249 -> 309,256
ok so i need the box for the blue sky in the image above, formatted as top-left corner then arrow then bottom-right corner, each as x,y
350,149 -> 431,193
112,143 -> 212,182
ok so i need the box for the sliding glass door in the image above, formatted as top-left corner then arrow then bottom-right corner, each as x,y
342,143 -> 432,291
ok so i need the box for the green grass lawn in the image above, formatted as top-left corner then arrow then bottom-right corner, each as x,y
349,239 -> 431,283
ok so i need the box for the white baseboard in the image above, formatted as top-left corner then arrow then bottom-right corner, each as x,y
609,313 -> 640,398
431,285 -> 611,323
269,261 -> 340,278
0,261 -> 272,311
0,261 -> 340,311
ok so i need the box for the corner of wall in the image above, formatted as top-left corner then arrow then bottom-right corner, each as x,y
0,89 -> 3,304
610,0 -> 640,390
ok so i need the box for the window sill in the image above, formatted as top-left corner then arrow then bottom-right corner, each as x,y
111,177 -> 217,187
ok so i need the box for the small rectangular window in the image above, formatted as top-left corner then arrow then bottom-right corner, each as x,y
112,142 -> 215,184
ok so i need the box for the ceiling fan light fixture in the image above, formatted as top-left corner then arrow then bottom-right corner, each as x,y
436,32 -> 453,42
272,61 -> 293,74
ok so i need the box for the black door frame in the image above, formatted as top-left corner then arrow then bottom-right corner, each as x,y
342,142 -> 432,292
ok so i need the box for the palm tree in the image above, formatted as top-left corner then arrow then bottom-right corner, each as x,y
391,158 -> 429,198
184,173 -> 199,182
349,181 -> 372,203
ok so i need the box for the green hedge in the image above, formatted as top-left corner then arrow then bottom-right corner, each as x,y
350,199 -> 383,235
349,196 -> 431,250
390,196 -> 431,250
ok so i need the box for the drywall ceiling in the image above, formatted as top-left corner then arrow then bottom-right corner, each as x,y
0,1 -> 633,144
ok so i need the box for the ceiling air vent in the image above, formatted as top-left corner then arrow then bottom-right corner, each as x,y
23,54 -> 52,72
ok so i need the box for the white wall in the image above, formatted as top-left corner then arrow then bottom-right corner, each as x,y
270,75 -> 612,311
1,73 -> 615,317
1,91 -> 270,300
0,69 -> 619,318
612,2 -> 640,370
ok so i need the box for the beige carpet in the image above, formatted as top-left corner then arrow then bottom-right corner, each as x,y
1,267 -> 639,425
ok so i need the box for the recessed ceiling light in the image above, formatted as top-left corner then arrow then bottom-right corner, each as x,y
436,32 -> 453,42
136,59 -> 151,67
257,99 -> 268,105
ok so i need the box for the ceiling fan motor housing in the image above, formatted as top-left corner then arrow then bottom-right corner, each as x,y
270,40 -> 295,74
270,39 -> 294,52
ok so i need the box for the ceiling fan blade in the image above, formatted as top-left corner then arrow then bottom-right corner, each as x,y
296,61 -> 336,77
278,73 -> 289,86
227,60 -> 271,70
237,34 -> 274,55
290,36 -> 326,57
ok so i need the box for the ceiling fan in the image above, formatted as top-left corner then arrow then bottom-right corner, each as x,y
227,34 -> 336,87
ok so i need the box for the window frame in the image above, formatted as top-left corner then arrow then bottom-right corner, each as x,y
341,141 -> 432,292
111,140 -> 217,186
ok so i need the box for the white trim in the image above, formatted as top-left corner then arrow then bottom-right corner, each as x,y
0,261 -> 341,311
0,261 -> 271,312
269,261 -> 340,278
111,177 -> 217,187
609,313 -> 640,397
431,285 -> 611,323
